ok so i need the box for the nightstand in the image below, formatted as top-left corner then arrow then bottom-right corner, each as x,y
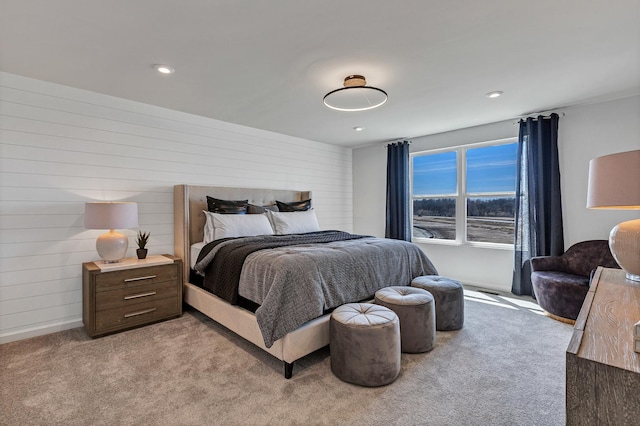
82,254 -> 183,337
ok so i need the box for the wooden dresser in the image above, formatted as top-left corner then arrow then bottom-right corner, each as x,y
566,267 -> 640,425
82,255 -> 182,337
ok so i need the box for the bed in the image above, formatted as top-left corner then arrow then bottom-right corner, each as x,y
173,184 -> 436,378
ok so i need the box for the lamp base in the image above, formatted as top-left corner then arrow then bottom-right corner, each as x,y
96,230 -> 129,263
609,218 -> 640,282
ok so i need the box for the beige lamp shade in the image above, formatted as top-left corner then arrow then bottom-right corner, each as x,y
84,202 -> 139,229
587,150 -> 640,209
84,202 -> 139,263
586,149 -> 640,281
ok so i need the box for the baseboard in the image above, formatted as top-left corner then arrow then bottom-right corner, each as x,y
0,319 -> 83,344
458,279 -> 511,295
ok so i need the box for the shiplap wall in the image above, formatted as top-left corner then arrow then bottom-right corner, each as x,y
0,72 -> 353,343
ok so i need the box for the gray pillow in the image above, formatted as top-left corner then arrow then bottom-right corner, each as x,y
206,196 -> 247,214
275,199 -> 311,212
247,204 -> 279,214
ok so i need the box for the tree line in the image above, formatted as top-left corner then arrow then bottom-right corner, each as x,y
414,197 -> 515,217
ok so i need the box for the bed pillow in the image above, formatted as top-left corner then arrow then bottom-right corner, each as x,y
275,199 -> 311,212
206,196 -> 248,214
203,211 -> 274,242
267,210 -> 320,235
247,203 -> 279,214
203,210 -> 215,243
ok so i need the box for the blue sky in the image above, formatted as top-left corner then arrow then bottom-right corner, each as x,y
413,143 -> 518,196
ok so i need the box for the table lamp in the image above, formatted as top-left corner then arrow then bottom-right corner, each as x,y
84,202 -> 139,263
587,149 -> 640,281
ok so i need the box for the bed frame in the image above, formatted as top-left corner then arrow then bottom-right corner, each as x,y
173,184 -> 329,378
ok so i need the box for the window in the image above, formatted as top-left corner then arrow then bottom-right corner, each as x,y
412,151 -> 457,240
411,139 -> 517,245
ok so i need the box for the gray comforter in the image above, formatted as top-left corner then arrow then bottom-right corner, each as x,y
197,234 -> 437,348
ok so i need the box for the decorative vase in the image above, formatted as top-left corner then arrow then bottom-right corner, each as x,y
136,248 -> 148,260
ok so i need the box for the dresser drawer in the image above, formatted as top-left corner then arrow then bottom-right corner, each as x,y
83,256 -> 182,338
95,297 -> 180,332
95,280 -> 179,312
95,264 -> 178,291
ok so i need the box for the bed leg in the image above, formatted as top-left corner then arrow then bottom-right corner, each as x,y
284,362 -> 293,379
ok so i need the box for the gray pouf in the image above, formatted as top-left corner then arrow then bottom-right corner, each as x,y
374,286 -> 436,353
411,275 -> 464,331
330,303 -> 401,387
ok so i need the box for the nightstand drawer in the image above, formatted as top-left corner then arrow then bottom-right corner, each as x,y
95,297 -> 180,331
95,264 -> 178,291
95,281 -> 179,311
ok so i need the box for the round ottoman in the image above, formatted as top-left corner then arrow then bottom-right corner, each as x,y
330,303 -> 401,387
374,286 -> 435,353
411,275 -> 464,331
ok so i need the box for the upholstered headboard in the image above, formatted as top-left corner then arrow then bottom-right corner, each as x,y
173,185 -> 311,284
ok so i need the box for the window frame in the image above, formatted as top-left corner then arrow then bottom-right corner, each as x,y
410,137 -> 518,249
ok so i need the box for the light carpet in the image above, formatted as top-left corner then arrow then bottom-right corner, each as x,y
0,290 -> 572,425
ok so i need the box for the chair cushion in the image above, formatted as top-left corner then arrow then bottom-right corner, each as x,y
532,271 -> 590,288
331,303 -> 398,327
531,271 -> 590,320
374,286 -> 433,306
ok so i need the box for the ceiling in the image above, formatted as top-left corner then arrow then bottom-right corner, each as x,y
1,0 -> 639,148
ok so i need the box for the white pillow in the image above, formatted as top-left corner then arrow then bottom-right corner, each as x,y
202,211 -> 274,243
267,210 -> 320,235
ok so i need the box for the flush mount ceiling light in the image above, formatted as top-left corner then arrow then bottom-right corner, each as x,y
153,64 -> 175,74
323,75 -> 388,112
353,126 -> 365,131
486,90 -> 503,98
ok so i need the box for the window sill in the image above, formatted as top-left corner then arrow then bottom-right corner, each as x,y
413,238 -> 459,246
466,241 -> 514,251
413,238 -> 514,251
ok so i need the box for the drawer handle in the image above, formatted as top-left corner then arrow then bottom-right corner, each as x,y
124,275 -> 156,283
124,308 -> 156,318
124,291 -> 156,300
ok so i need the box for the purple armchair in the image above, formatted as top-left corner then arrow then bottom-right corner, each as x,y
530,240 -> 619,322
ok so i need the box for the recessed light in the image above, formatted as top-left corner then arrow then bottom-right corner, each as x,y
353,126 -> 364,131
486,91 -> 503,98
153,64 -> 175,74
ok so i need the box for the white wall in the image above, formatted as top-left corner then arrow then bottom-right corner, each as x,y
558,96 -> 640,246
0,72 -> 353,343
353,95 -> 640,292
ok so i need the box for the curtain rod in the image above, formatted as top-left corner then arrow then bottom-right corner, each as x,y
513,112 -> 565,126
383,110 -> 567,142
386,140 -> 411,147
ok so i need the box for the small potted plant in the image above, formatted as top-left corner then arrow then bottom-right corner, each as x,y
136,230 -> 150,259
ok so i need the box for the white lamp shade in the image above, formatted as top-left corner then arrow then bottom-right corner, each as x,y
84,202 -> 139,230
84,202 -> 138,263
587,150 -> 640,209
586,149 -> 640,281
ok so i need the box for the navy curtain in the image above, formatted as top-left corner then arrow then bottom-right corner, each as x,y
385,141 -> 411,241
512,113 -> 564,296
